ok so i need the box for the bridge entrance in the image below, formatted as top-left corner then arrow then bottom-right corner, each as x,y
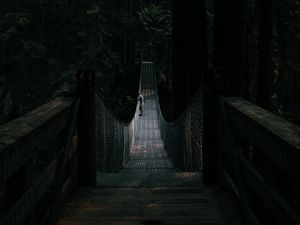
57,62 -> 244,225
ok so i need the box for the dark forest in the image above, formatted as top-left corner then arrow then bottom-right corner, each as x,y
0,1 -> 299,225
0,0 -> 299,125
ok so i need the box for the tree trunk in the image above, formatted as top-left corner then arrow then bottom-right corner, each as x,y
229,0 -> 247,97
171,1 -> 188,117
186,1 -> 208,99
171,1 -> 207,117
256,0 -> 273,110
214,0 -> 247,97
213,0 -> 229,79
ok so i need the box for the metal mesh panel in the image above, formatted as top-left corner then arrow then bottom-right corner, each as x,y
95,94 -> 135,172
154,69 -> 204,172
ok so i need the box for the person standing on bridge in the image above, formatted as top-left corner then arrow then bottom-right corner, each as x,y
138,92 -> 145,116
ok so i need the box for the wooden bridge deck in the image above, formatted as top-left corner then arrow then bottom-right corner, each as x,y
57,62 -> 244,225
57,186 -> 243,225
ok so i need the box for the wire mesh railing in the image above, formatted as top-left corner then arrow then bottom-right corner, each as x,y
153,65 -> 204,172
95,93 -> 138,172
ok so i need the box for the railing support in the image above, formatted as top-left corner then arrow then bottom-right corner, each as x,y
202,68 -> 219,184
77,70 -> 96,186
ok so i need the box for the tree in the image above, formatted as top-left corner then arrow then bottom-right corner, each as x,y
214,0 -> 248,97
137,3 -> 171,51
171,1 -> 207,117
256,0 -> 273,110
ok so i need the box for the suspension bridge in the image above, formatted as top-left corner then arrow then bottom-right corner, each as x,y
57,61 -> 242,225
0,61 -> 299,225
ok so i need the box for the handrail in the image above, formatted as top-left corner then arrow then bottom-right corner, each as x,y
0,98 -> 73,225
214,68 -> 300,225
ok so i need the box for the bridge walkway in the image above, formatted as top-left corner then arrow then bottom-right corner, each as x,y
57,62 -> 244,225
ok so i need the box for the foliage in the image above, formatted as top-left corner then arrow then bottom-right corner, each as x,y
2,0 -> 297,126
0,0 -> 139,124
137,3 -> 171,50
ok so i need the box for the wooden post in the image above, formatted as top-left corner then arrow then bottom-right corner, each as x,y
202,68 -> 219,185
77,70 -> 96,186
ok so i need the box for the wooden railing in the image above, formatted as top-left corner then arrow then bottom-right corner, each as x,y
0,98 -> 78,225
220,97 -> 300,225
